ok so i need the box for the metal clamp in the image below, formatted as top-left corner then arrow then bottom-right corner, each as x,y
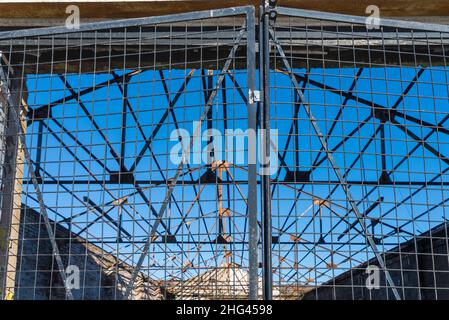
265,0 -> 278,21
248,89 -> 261,103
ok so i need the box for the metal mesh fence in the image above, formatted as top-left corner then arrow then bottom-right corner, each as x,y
0,6 -> 258,300
270,7 -> 449,300
0,4 -> 448,300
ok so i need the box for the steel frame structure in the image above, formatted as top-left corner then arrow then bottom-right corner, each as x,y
265,5 -> 449,300
0,6 -> 259,300
0,2 -> 448,300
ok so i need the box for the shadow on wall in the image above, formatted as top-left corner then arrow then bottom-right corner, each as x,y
14,205 -> 168,300
303,222 -> 449,300
14,205 -> 449,300
13,206 -> 308,300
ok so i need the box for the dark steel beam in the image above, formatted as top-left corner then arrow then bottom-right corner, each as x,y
23,179 -> 449,186
58,75 -> 126,172
123,24 -> 247,299
391,118 -> 449,166
76,197 -> 132,239
128,69 -> 195,173
272,29 -> 402,300
158,69 -> 217,261
27,70 -> 138,123
277,66 -> 428,249
49,118 -> 113,173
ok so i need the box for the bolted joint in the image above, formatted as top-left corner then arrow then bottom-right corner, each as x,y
373,107 -> 396,123
268,9 -> 277,21
267,0 -> 278,21
262,0 -> 278,22
268,0 -> 277,8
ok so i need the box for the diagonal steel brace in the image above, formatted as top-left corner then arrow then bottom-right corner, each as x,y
270,29 -> 402,300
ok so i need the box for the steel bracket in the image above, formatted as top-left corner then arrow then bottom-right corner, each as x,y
248,89 -> 261,103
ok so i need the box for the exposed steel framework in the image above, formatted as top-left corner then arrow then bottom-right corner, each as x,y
0,3 -> 448,300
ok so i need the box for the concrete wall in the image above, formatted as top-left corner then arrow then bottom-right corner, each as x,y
14,206 -> 165,300
303,223 -> 449,300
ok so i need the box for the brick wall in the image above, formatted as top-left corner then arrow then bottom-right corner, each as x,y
14,205 -> 165,300
12,205 -> 449,300
303,223 -> 449,300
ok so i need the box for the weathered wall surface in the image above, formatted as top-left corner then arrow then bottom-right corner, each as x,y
11,205 -> 449,300
14,206 -> 165,300
0,72 -> 26,300
1,1 -> 449,28
303,223 -> 449,300
2,1 -> 449,19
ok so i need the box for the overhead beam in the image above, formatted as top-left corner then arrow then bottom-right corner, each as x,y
22,179 -> 449,186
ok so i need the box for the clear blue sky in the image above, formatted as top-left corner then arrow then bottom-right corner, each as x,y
21,65 -> 449,285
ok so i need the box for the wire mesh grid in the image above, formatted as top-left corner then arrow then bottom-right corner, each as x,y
0,7 -> 258,300
269,7 -> 449,300
0,5 -> 448,300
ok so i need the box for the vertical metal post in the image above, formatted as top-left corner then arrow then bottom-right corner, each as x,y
260,1 -> 273,300
246,6 -> 259,300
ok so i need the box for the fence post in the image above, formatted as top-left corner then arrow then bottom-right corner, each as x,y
260,0 -> 275,300
246,6 -> 259,300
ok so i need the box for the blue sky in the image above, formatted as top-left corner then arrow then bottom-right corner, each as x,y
20,65 -> 449,285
